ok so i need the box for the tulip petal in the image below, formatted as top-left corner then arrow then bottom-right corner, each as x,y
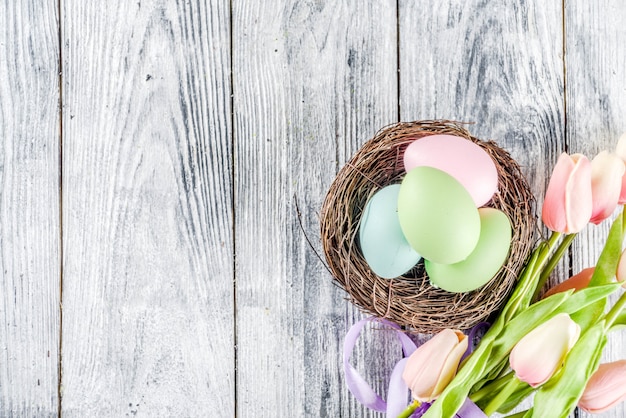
510,313 -> 581,387
590,151 -> 625,224
579,360 -> 626,413
616,133 -> 626,204
564,154 -> 593,233
543,267 -> 595,298
432,331 -> 468,397
619,175 -> 626,205
542,153 -> 593,233
402,329 -> 467,402
542,153 -> 575,233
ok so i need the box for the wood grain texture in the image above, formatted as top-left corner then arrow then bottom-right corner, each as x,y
3,1 -> 626,417
399,0 -> 565,202
0,1 -> 61,416
60,1 -> 234,416
565,1 -> 626,417
232,0 -> 398,416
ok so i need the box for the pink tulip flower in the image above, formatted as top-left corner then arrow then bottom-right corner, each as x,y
510,313 -> 580,387
543,267 -> 595,298
542,153 -> 593,233
579,360 -> 626,413
402,329 -> 468,402
589,151 -> 625,224
615,133 -> 626,204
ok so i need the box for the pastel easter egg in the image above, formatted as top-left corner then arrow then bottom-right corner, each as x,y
403,134 -> 498,207
425,208 -> 512,293
398,166 -> 480,264
358,184 -> 422,278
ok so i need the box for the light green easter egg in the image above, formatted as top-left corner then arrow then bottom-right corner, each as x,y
398,166 -> 480,264
425,208 -> 512,293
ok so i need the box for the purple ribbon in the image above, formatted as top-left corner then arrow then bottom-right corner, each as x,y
463,322 -> 490,361
343,317 -> 488,417
343,317 -> 417,414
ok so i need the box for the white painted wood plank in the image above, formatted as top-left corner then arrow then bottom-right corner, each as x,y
233,0 -> 398,416
60,1 -> 234,416
399,0 -> 565,201
566,1 -> 626,417
0,1 -> 61,416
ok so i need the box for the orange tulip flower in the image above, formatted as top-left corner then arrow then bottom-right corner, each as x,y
543,267 -> 595,298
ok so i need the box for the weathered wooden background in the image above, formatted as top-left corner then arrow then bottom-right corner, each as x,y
1,0 -> 625,416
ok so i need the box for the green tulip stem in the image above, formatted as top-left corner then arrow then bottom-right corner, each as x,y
533,233 -> 576,300
483,375 -> 520,416
605,290 -> 626,329
396,400 -> 420,418
537,231 -> 562,276
469,371 -> 515,403
521,231 -> 561,302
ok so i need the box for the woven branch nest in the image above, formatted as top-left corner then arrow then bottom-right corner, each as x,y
320,120 -> 536,333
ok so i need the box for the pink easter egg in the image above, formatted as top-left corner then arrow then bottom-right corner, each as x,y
403,134 -> 498,206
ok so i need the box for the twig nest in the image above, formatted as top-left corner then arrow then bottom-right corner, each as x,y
320,121 -> 536,333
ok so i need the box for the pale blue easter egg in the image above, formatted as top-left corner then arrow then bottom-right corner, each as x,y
358,185 -> 422,278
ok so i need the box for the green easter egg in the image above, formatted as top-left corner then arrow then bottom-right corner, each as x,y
398,166 -> 480,264
425,208 -> 512,293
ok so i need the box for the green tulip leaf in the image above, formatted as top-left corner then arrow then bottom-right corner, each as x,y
471,357 -> 509,393
557,283 -> 621,314
530,322 -> 607,418
571,298 -> 607,332
471,372 -> 514,405
496,383 -> 534,414
472,373 -> 534,415
589,214 -> 623,287
609,310 -> 626,332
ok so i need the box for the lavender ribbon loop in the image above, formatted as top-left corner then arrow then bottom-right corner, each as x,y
343,317 -> 417,414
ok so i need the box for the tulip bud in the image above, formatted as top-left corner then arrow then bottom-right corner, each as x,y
543,267 -> 595,298
579,360 -> 626,413
590,151 -> 625,224
542,153 -> 593,233
614,133 -> 626,204
402,329 -> 468,402
510,313 -> 581,387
